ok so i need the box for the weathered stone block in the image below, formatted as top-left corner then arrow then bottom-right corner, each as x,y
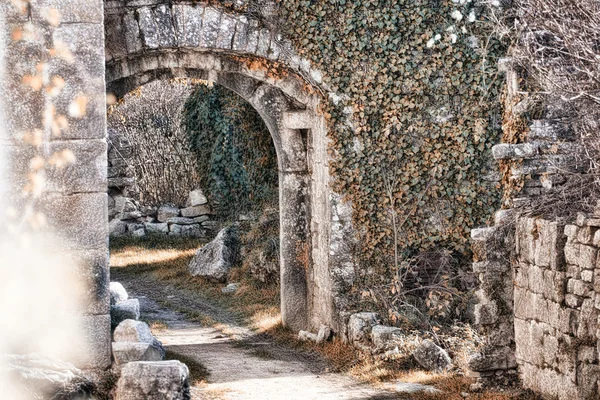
186,189 -> 208,207
45,140 -> 107,194
567,263 -> 582,280
578,227 -> 595,244
371,325 -> 403,349
145,222 -> 169,234
412,340 -> 452,371
580,245 -> 598,270
116,361 -> 189,400
216,13 -> 236,49
155,4 -> 177,47
544,269 -> 565,303
514,264 -> 529,289
474,302 -> 498,325
581,269 -> 594,283
180,224 -> 204,238
112,342 -> 164,366
41,193 -> 108,251
124,11 -> 143,53
347,312 -> 379,343
137,7 -> 159,48
469,346 -> 514,371
492,143 -> 538,160
529,264 -> 545,294
200,7 -> 221,48
566,293 -> 584,308
68,249 -> 110,315
157,205 -> 180,222
111,298 -> 140,328
181,204 -> 211,217
175,4 -> 203,47
577,299 -> 598,340
110,282 -> 129,305
568,279 -> 593,298
542,334 -> 558,365
565,241 -> 581,266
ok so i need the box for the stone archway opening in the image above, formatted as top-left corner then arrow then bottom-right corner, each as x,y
105,46 -> 328,332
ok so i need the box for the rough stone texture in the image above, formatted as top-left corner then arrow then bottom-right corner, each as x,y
371,325 -> 403,349
512,216 -> 600,399
76,314 -> 112,369
115,361 -> 190,400
412,340 -> 452,371
114,319 -> 166,359
188,226 -> 240,282
111,298 -> 140,328
110,282 -> 129,305
2,354 -> 94,399
187,189 -> 208,207
112,342 -> 164,366
181,204 -> 211,217
347,312 -> 379,343
157,205 -> 180,222
114,319 -> 154,343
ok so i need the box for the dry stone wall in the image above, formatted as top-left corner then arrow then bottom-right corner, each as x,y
514,215 -> 600,399
107,129 -> 218,239
469,57 -> 600,398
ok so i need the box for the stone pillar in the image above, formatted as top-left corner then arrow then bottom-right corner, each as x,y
1,0 -> 110,369
279,169 -> 309,332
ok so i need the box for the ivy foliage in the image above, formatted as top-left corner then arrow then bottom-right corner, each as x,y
183,84 -> 278,218
278,0 -> 506,263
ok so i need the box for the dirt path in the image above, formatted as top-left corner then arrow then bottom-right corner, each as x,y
112,272 -> 397,400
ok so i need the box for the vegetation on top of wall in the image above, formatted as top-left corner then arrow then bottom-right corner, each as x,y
274,0 -> 507,322
183,84 -> 278,219
107,81 -> 200,207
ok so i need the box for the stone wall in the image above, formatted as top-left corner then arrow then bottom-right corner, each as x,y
107,129 -> 217,239
469,57 -> 599,398
514,215 -> 599,399
1,0 -> 110,369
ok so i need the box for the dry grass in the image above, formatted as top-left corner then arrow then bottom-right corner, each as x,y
110,236 -> 537,399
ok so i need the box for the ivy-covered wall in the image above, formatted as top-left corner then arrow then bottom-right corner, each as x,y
277,0 -> 506,269
184,84 -> 278,218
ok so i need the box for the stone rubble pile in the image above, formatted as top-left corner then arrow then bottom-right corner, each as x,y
301,311 -> 454,373
109,282 -> 190,399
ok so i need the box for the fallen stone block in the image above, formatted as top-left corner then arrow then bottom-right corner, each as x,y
114,320 -> 166,359
115,360 -> 190,400
371,325 -> 403,349
316,325 -> 332,343
1,354 -> 93,399
348,312 -> 379,343
112,342 -> 164,366
412,340 -> 452,371
110,282 -> 129,305
188,226 -> 240,282
111,299 -> 140,328
298,330 -> 318,342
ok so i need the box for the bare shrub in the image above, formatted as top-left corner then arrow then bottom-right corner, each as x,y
107,80 -> 200,207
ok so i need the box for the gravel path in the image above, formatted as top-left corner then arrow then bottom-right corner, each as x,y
112,272 -> 397,400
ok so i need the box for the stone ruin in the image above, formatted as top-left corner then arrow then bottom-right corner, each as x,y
107,129 -> 218,239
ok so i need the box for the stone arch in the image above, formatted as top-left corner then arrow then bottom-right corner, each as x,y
104,2 -> 336,333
